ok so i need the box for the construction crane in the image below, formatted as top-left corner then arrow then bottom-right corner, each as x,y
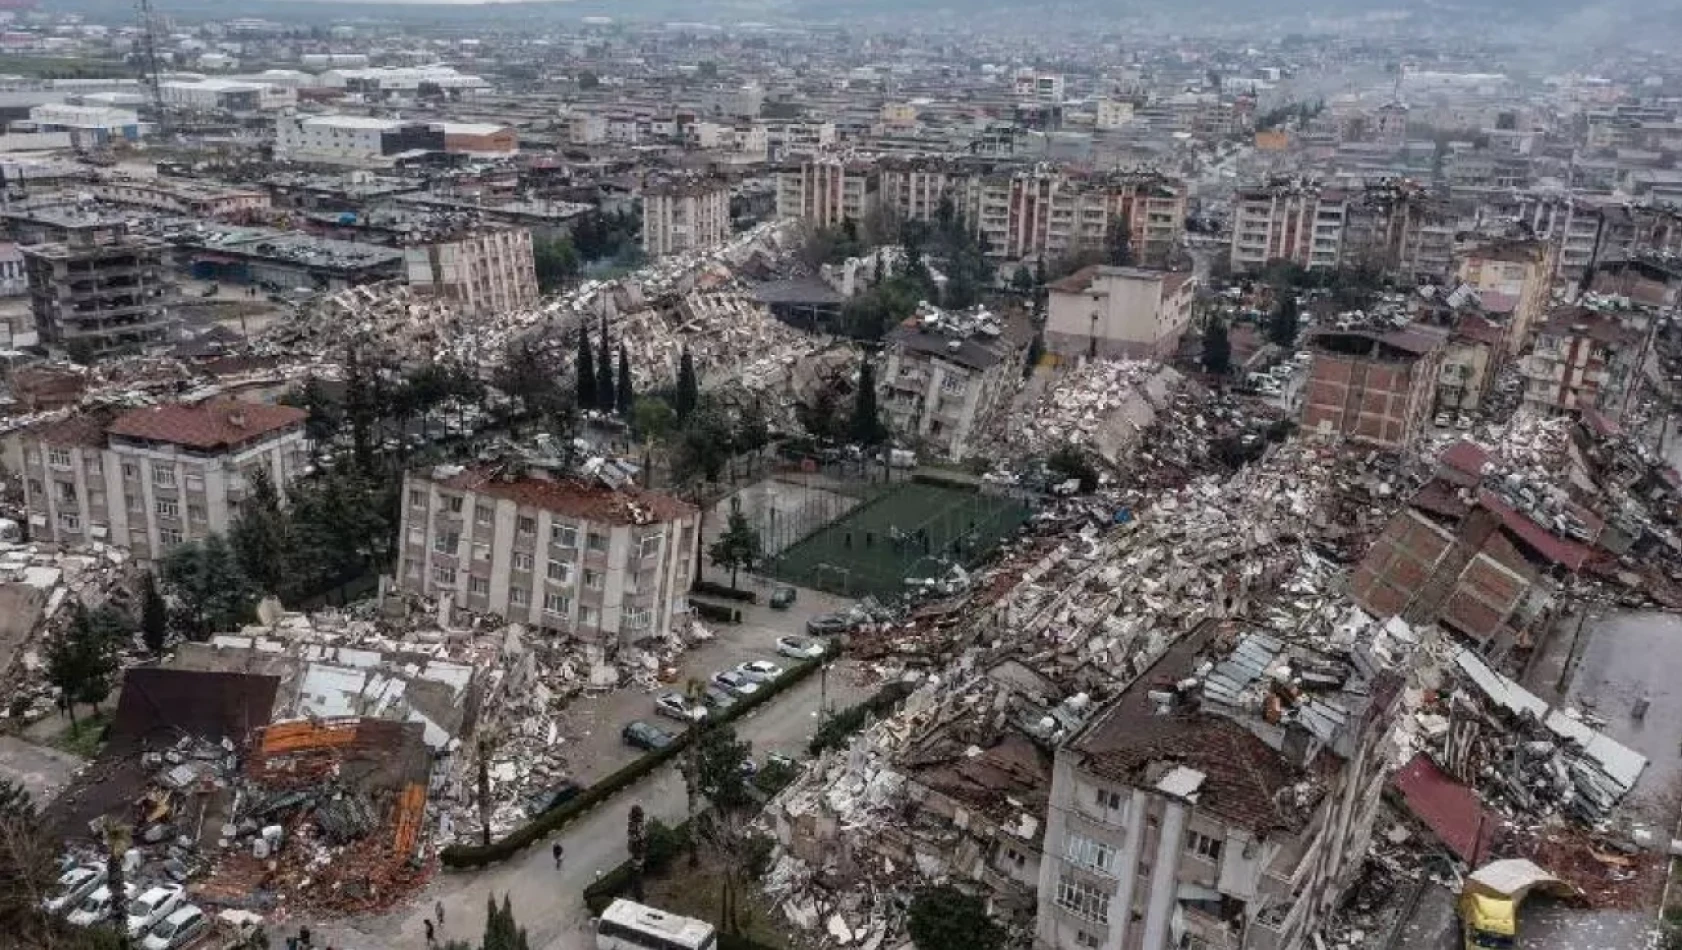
134,0 -> 169,138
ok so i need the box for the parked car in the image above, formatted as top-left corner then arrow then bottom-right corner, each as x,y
126,884 -> 186,937
776,635 -> 825,659
702,685 -> 739,714
654,691 -> 708,724
712,670 -> 762,697
521,781 -> 584,817
769,585 -> 797,609
805,613 -> 853,636
141,904 -> 208,950
67,883 -> 134,927
621,720 -> 674,751
43,865 -> 105,914
735,660 -> 786,683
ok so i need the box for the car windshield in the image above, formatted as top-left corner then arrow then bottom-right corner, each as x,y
78,894 -> 106,912
153,918 -> 182,938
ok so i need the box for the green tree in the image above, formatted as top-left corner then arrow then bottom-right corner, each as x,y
1201,317 -> 1232,376
140,571 -> 167,655
615,345 -> 633,416
1268,293 -> 1300,350
342,347 -> 379,475
575,330 -> 596,410
0,779 -> 32,822
674,349 -> 699,422
674,399 -> 732,484
694,722 -> 753,812
1106,213 -> 1133,267
44,604 -> 120,728
284,375 -> 341,446
596,319 -> 614,411
160,535 -> 259,641
532,236 -> 580,293
495,340 -> 572,435
907,885 -> 1005,950
850,360 -> 886,446
631,395 -> 676,443
1011,264 -> 1034,293
284,468 -> 392,597
733,399 -> 770,455
479,893 -> 531,950
229,465 -> 291,596
707,497 -> 762,590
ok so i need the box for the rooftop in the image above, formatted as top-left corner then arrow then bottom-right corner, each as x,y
429,466 -> 697,527
106,399 -> 307,450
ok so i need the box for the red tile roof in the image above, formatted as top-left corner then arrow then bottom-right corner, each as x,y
1452,314 -> 1505,347
1439,441 -> 1491,484
106,400 -> 306,450
1477,489 -> 1594,572
1392,752 -> 1499,864
434,468 -> 697,526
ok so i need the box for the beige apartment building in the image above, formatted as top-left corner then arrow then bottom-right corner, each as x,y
15,400 -> 309,559
1454,239 -> 1555,355
1230,180 -> 1454,280
879,305 -> 1030,461
396,465 -> 700,646
1045,265 -> 1198,360
642,178 -> 732,258
403,226 -> 539,317
774,158 -> 876,230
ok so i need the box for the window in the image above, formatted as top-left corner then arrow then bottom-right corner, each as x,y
1076,932 -> 1102,949
551,523 -> 578,547
512,552 -> 534,572
47,448 -> 71,468
638,534 -> 664,559
1054,875 -> 1110,924
185,474 -> 204,492
626,609 -> 651,631
432,565 -> 457,586
1187,831 -> 1222,863
85,456 -> 101,474
1065,834 -> 1117,875
154,467 -> 177,488
468,576 -> 490,596
56,482 -> 75,504
579,605 -> 599,626
472,543 -> 491,562
187,504 -> 206,523
159,526 -> 183,547
409,489 -> 426,508
57,511 -> 80,531
475,504 -> 493,525
543,592 -> 570,615
509,586 -> 529,607
517,516 -> 536,536
155,499 -> 180,520
444,494 -> 463,513
122,463 -> 138,481
434,531 -> 460,554
547,561 -> 571,584
583,569 -> 603,590
1093,787 -> 1123,810
586,531 -> 608,552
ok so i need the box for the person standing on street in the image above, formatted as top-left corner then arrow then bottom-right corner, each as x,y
553,842 -> 564,868
435,901 -> 446,926
424,919 -> 435,945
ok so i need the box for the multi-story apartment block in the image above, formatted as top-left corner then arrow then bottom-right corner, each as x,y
1231,179 -> 1453,279
642,178 -> 731,258
774,158 -> 876,229
762,121 -> 836,161
1301,327 -> 1446,451
878,304 -> 1029,461
1230,182 -> 1318,271
403,227 -> 539,316
395,465 -> 700,646
878,160 -> 952,224
1454,240 -> 1555,355
1034,616 -> 1412,950
23,214 -> 173,358
1519,306 -> 1652,420
1045,265 -> 1197,360
15,400 -> 309,560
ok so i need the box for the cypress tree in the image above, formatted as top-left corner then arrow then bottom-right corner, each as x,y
616,345 -> 633,415
575,329 -> 595,410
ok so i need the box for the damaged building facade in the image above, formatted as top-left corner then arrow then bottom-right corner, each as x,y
396,463 -> 700,646
1301,327 -> 1445,451
879,303 -> 1031,461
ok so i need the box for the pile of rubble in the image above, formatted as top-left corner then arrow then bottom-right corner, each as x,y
0,540 -> 136,723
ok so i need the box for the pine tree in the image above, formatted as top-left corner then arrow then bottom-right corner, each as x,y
596,318 -> 614,410
1268,293 -> 1300,350
1202,318 -> 1232,376
707,498 -> 763,590
850,360 -> 885,446
616,345 -> 633,416
575,329 -> 596,410
140,571 -> 167,655
229,465 -> 290,596
675,349 -> 699,422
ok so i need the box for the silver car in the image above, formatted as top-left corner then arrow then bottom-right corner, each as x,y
653,691 -> 708,724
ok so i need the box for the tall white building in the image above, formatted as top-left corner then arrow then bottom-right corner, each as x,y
642,179 -> 731,258
404,227 -> 540,316
396,465 -> 700,647
1045,266 -> 1198,360
15,400 -> 309,560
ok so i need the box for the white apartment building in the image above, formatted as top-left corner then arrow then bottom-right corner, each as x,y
396,466 -> 700,647
948,169 -> 1187,265
15,400 -> 309,560
404,227 -> 540,316
1094,99 -> 1135,130
1013,69 -> 1066,105
642,179 -> 731,258
1045,266 -> 1198,360
879,305 -> 1028,461
570,113 -> 607,146
762,121 -> 836,159
1230,184 -> 1319,271
1035,619 -> 1413,950
774,158 -> 876,229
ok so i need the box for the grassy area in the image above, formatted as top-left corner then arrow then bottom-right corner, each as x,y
0,55 -> 134,79
764,481 -> 1029,598
642,848 -> 794,950
47,709 -> 113,759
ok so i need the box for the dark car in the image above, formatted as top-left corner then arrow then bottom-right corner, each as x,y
622,720 -> 674,751
805,613 -> 853,636
769,585 -> 797,609
702,685 -> 739,714
521,780 -> 584,817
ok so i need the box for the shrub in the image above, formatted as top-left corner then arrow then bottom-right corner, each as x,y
808,680 -> 915,755
690,601 -> 741,624
692,579 -> 757,603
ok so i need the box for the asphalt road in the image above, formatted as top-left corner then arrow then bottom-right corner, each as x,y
295,655 -> 873,950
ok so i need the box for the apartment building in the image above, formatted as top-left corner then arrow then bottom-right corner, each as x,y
1230,182 -> 1318,271
878,160 -> 952,223
1436,315 -> 1505,415
395,465 -> 700,646
23,215 -> 173,358
642,178 -> 731,258
1034,617 -> 1412,950
1519,306 -> 1652,420
1094,99 -> 1135,130
1454,240 -> 1555,355
774,158 -> 876,229
879,304 -> 1029,461
1300,327 -> 1446,451
15,400 -> 308,560
1045,265 -> 1197,360
1013,69 -> 1066,105
403,227 -> 539,317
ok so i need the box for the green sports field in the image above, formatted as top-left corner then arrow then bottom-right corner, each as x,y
764,481 -> 1030,599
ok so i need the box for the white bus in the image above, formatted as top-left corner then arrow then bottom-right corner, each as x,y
596,899 -> 718,950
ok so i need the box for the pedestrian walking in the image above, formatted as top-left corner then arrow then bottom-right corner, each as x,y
424,919 -> 435,945
552,841 -> 564,868
435,901 -> 445,925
